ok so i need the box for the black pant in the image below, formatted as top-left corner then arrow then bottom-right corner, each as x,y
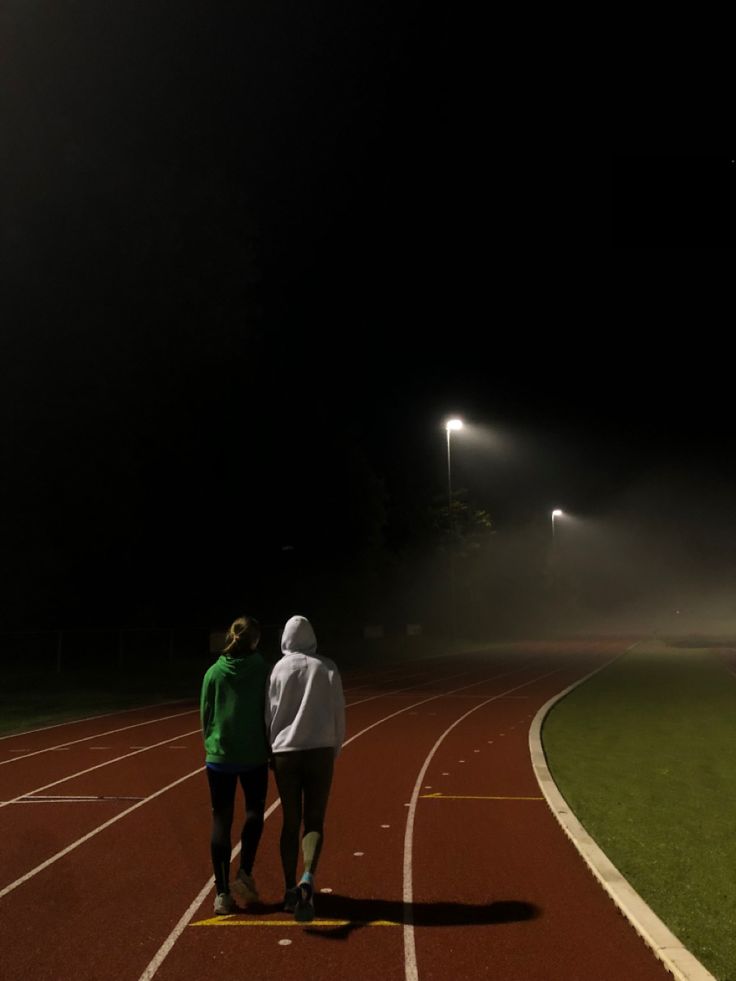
273,747 -> 334,889
206,765 -> 268,894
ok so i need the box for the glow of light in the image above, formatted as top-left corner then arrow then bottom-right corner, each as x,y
445,418 -> 464,432
552,509 -> 563,517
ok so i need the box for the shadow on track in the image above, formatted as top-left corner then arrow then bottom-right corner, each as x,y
297,894 -> 540,939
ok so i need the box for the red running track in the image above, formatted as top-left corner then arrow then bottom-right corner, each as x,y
0,643 -> 674,981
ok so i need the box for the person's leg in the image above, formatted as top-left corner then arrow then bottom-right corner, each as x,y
238,764 -> 268,876
300,747 -> 334,879
230,763 -> 269,906
206,768 -> 238,897
272,753 -> 304,891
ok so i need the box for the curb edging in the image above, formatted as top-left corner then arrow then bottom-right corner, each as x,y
528,649 -> 717,981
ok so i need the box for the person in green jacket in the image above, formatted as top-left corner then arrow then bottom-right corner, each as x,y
201,615 -> 269,915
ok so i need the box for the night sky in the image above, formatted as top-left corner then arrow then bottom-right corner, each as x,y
3,14 -> 736,633
612,155 -> 736,246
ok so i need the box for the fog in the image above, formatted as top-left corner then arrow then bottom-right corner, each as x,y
382,466 -> 736,644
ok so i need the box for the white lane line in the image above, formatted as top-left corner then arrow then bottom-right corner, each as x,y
345,668 -> 475,708
0,709 -> 198,766
0,728 -> 202,810
10,794 -> 146,803
0,700 -> 193,741
0,766 -> 205,901
402,665 -> 562,981
137,659 -> 533,981
139,797 -> 281,981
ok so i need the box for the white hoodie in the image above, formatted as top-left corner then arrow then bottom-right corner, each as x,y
266,616 -> 346,756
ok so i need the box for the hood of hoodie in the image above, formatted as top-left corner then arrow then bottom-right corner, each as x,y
214,650 -> 259,678
281,615 -> 317,656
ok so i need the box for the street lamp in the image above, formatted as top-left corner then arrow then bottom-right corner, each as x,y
445,418 -> 464,639
445,418 -> 464,518
551,509 -> 563,539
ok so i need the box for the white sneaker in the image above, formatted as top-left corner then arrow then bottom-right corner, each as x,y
214,892 -> 236,915
231,870 -> 259,906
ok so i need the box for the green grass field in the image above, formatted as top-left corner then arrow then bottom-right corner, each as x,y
543,640 -> 736,981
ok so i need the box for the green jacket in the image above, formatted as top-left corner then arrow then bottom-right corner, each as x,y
200,651 -> 269,765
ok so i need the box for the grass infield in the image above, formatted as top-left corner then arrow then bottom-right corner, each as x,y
543,640 -> 736,981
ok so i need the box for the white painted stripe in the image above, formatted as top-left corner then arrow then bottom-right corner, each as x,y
27,794 -> 140,799
0,709 -> 198,766
345,668 -> 474,708
402,666 -> 562,981
529,644 -> 717,981
137,797 -> 282,981
0,767 -> 205,901
25,794 -> 145,800
0,727 -> 201,810
343,664 -> 532,749
0,700 -> 192,741
137,658 -> 532,981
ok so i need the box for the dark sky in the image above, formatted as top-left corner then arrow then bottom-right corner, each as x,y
612,155 -> 736,246
2,14 -> 736,628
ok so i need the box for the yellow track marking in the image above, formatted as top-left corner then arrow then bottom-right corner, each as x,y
191,917 -> 401,928
420,792 -> 543,800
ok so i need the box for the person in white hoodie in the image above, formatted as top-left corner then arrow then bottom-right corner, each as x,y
266,615 -> 345,922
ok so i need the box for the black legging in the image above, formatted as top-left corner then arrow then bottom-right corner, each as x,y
273,747 -> 334,889
206,765 -> 268,894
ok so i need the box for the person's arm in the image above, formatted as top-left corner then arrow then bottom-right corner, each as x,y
200,673 -> 212,743
332,668 -> 346,758
263,667 -> 274,766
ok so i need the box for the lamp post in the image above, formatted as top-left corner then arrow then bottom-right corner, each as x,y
551,509 -> 563,540
445,418 -> 464,639
446,418 -> 463,517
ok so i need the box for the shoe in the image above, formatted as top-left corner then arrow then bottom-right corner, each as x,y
294,879 -> 315,923
283,887 -> 299,913
213,892 -> 235,915
231,869 -> 259,906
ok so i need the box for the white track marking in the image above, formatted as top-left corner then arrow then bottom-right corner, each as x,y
529,643 -> 717,981
137,798 -> 281,981
345,668 -> 474,708
0,766 -> 205,901
402,666 -> 562,981
0,709 -> 198,766
137,659 -> 534,981
0,700 -> 192,741
341,664 -> 533,749
0,727 -> 201,810
13,794 -> 143,804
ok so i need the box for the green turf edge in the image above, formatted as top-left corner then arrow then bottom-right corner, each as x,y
542,642 -> 736,981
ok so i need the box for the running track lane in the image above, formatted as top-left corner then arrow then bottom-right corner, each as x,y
143,644 -> 671,981
0,653 -> 521,979
1,645 -> 672,980
0,662 -> 487,885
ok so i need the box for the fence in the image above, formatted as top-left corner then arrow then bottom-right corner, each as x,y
0,626 -> 212,676
0,621 -> 427,679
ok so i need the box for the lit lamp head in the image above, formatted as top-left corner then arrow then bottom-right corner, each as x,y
446,418 -> 464,432
552,509 -> 563,518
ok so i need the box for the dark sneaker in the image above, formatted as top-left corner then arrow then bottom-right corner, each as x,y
284,887 -> 300,913
294,880 -> 315,923
231,870 -> 259,906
